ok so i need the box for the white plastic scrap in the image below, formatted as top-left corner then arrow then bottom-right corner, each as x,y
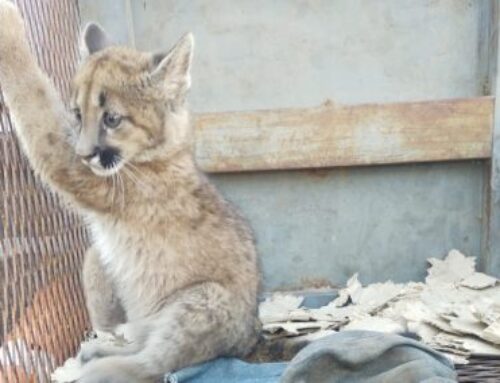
483,321 -> 500,344
259,249 -> 500,364
460,272 -> 498,290
263,320 -> 332,336
343,316 -> 405,333
426,250 -> 476,286
259,293 -> 304,324
350,280 -> 403,311
331,273 -> 362,307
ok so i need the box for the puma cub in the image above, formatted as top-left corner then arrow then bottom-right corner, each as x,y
0,2 -> 260,382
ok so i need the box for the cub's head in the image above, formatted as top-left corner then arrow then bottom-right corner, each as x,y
71,24 -> 193,176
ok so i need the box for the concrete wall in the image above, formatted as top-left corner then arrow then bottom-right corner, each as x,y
79,0 -> 490,289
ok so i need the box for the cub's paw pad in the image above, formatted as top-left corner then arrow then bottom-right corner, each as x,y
77,344 -> 105,364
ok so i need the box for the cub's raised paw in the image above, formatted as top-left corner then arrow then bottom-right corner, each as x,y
0,0 -> 27,55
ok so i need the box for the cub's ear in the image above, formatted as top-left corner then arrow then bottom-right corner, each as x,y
80,23 -> 110,59
150,33 -> 194,101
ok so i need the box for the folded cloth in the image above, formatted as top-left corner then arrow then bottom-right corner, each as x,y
280,331 -> 457,383
164,359 -> 286,383
165,331 -> 456,383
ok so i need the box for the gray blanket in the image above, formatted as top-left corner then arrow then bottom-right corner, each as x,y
165,331 -> 457,383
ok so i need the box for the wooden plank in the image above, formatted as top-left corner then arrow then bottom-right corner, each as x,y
194,97 -> 494,173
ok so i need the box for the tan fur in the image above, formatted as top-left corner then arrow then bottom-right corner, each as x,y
83,246 -> 126,329
0,3 -> 260,382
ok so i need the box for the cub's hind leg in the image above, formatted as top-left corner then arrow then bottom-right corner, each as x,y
78,282 -> 259,383
83,246 -> 125,331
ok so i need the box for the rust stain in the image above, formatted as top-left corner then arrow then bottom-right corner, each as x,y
270,277 -> 337,292
194,96 -> 494,173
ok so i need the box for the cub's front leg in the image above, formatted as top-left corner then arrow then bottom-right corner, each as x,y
0,0 -> 113,212
83,246 -> 126,331
78,282 -> 258,382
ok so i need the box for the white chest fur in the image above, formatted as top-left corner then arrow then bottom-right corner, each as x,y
88,217 -> 164,319
90,219 -> 128,274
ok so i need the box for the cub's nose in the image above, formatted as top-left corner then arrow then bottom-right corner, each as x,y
99,147 -> 120,169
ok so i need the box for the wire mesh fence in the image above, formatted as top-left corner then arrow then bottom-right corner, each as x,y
1,1 -> 500,383
0,1 -> 90,381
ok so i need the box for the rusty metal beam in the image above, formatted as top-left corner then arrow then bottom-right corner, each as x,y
194,97 -> 494,173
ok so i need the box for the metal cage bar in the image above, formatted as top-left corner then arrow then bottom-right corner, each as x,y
0,1 -> 90,382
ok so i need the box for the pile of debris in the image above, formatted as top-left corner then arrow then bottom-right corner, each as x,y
259,250 -> 500,364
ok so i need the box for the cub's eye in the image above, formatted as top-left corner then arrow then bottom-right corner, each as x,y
103,111 -> 122,129
73,108 -> 82,122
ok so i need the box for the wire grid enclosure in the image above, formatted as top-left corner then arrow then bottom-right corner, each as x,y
0,1 -> 90,382
455,355 -> 500,382
0,1 -> 499,383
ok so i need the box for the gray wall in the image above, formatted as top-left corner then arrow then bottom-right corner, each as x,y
79,0 -> 490,289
